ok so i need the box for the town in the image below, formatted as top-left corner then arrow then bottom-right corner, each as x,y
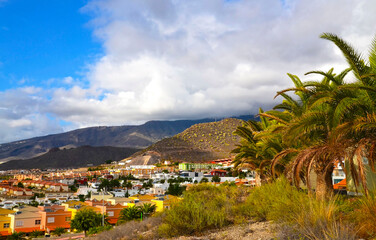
0,158 -> 262,237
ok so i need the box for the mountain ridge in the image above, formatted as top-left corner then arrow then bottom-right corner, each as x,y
0,146 -> 138,170
0,116 -> 252,163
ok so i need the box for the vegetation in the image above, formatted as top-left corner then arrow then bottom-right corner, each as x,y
70,208 -> 103,236
165,183 -> 186,196
98,179 -> 120,191
7,232 -> 26,240
232,33 -> 376,199
159,184 -> 249,237
52,227 -> 66,236
212,175 -> 221,182
137,118 -> 243,162
87,225 -> 113,235
29,230 -> 44,238
119,203 -> 157,222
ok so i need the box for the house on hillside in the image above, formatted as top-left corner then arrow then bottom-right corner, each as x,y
0,208 -> 14,236
9,206 -> 42,233
38,205 -> 71,232
210,169 -> 227,177
94,203 -> 127,225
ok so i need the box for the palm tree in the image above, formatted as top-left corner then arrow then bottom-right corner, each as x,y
119,205 -> 142,221
277,68 -> 351,199
319,33 -> 376,194
232,108 -> 288,184
141,203 -> 157,218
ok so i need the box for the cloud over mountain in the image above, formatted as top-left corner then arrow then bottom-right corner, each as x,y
1,0 -> 376,143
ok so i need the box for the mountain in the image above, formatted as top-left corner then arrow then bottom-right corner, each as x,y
0,146 -> 138,170
0,119 -> 221,163
129,118 -> 243,164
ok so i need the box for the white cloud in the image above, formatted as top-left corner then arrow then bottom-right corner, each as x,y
64,0 -> 374,126
2,0 -> 376,142
0,88 -> 63,143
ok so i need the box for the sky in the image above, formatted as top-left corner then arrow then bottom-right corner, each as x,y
0,0 -> 376,143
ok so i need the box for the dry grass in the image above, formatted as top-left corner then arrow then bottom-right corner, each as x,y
87,215 -> 162,240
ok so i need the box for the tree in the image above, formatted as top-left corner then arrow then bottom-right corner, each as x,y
141,203 -> 156,218
105,160 -> 112,164
70,208 -> 103,236
52,227 -> 66,236
199,178 -> 209,183
122,180 -> 133,190
166,183 -> 186,196
318,33 -> 376,195
211,175 -> 220,183
17,182 -> 24,188
98,179 -> 110,191
109,179 -> 120,189
142,179 -> 153,189
119,205 -> 142,221
232,108 -> 291,184
78,194 -> 86,202
273,68 -> 350,199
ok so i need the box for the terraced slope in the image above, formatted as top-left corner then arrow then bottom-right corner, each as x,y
132,118 -> 243,163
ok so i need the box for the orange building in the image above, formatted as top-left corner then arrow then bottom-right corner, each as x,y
38,205 -> 71,232
94,203 -> 127,225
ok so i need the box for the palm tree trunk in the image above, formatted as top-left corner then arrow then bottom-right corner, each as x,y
315,168 -> 333,200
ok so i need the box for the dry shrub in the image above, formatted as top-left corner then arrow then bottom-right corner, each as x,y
87,215 -> 162,240
243,178 -> 356,240
351,193 -> 376,239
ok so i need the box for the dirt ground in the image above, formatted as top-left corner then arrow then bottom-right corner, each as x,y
170,221 -> 277,240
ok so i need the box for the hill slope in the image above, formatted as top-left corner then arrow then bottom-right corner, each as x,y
0,119 -> 217,162
0,146 -> 138,170
131,118 -> 243,163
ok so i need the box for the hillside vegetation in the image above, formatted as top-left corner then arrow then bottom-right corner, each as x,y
134,118 -> 242,162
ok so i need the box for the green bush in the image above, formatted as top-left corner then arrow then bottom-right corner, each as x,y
158,184 -> 247,237
52,227 -> 66,236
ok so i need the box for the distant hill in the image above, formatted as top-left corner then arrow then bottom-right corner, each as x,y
0,116 -> 253,164
0,146 -> 138,170
129,118 -> 243,163
0,119 -> 222,163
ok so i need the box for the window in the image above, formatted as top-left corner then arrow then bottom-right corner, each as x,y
107,211 -> 114,217
65,217 -> 71,222
3,223 -> 9,228
47,217 -> 55,223
35,220 -> 41,225
16,221 -> 23,227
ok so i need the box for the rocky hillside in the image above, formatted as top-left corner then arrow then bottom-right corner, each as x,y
131,118 -> 243,163
0,146 -> 138,170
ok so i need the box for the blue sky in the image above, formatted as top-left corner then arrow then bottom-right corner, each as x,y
0,0 -> 100,90
0,0 -> 375,143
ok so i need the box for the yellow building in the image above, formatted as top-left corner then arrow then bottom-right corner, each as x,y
0,208 -> 14,236
151,195 -> 180,212
129,194 -> 157,203
107,197 -> 135,207
61,200 -> 91,219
